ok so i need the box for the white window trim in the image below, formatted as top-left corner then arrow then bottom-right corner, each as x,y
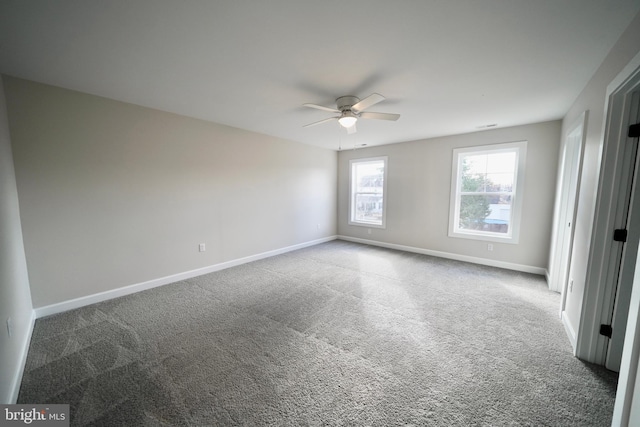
448,141 -> 527,244
349,156 -> 388,229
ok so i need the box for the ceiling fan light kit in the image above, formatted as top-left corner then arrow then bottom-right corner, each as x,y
303,93 -> 400,134
337,112 -> 357,128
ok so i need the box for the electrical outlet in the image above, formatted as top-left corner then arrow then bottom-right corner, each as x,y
367,229 -> 372,235
199,243 -> 206,252
7,317 -> 13,338
487,244 -> 494,252
317,223 -> 320,230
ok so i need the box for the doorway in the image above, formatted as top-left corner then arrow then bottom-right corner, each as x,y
549,112 -> 586,306
606,90 -> 640,372
576,57 -> 640,368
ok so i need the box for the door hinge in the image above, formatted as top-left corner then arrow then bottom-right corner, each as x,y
614,229 -> 628,242
600,324 -> 613,338
629,123 -> 640,138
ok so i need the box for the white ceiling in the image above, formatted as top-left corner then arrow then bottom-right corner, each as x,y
1,1 -> 639,150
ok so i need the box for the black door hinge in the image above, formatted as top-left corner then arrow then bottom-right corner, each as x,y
629,123 -> 640,138
600,324 -> 613,338
614,229 -> 628,242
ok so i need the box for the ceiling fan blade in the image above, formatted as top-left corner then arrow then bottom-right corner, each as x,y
359,111 -> 400,121
303,103 -> 340,113
347,122 -> 357,134
351,93 -> 385,112
303,117 -> 339,128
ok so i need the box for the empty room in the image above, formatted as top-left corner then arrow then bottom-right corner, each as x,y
2,1 -> 640,425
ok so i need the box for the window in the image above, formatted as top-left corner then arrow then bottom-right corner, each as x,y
449,141 -> 527,243
349,156 -> 388,228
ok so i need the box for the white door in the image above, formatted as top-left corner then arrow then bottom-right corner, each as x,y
549,113 -> 585,299
607,90 -> 640,372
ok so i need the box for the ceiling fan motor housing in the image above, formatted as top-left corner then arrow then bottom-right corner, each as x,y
336,95 -> 360,112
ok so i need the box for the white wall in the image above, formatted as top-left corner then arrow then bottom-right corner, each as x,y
3,76 -> 337,309
337,121 -> 561,272
559,11 -> 640,351
0,76 -> 34,403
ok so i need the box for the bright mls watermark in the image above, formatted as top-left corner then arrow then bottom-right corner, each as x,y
0,405 -> 69,426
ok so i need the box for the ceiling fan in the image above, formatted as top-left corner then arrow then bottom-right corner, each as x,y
303,93 -> 400,134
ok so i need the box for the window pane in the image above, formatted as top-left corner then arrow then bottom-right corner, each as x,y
459,194 -> 511,234
354,193 -> 383,223
461,152 -> 516,193
486,152 -> 516,174
461,157 -> 488,192
355,161 -> 384,193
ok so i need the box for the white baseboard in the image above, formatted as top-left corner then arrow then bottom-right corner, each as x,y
544,269 -> 551,287
337,235 -> 546,276
562,310 -> 578,353
9,309 -> 35,403
34,236 -> 337,319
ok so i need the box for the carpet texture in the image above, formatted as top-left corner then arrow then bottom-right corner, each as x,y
18,241 -> 618,426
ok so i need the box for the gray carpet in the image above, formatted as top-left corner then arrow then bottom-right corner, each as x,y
18,240 -> 618,426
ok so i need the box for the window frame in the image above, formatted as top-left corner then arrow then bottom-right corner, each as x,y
349,156 -> 388,229
448,141 -> 527,244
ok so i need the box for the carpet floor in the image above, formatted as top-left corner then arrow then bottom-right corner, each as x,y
18,240 -> 618,426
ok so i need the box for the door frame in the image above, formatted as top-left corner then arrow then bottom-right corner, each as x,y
606,91 -> 640,372
577,52 -> 640,365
